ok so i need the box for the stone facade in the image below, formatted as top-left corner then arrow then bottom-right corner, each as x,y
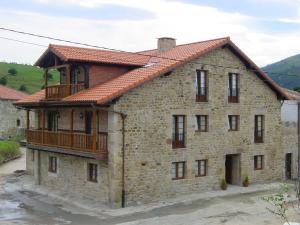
0,99 -> 30,139
27,46 -> 287,207
112,47 -> 284,205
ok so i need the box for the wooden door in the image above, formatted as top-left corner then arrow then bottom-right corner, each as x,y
225,155 -> 232,184
285,153 -> 292,180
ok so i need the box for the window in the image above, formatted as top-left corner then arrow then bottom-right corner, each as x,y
31,150 -> 35,161
228,73 -> 239,103
228,115 -> 239,131
48,156 -> 57,173
172,115 -> 185,148
196,115 -> 208,132
195,70 -> 208,102
195,160 -> 207,177
47,111 -> 59,132
254,115 -> 264,143
254,155 -> 264,170
171,162 -> 185,180
16,119 -> 20,127
88,163 -> 98,182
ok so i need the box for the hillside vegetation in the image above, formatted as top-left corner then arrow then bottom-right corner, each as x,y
262,54 -> 300,89
0,62 -> 59,94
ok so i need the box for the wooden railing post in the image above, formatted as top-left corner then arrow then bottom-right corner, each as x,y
92,109 -> 97,152
70,109 -> 74,149
26,110 -> 30,130
42,109 -> 45,144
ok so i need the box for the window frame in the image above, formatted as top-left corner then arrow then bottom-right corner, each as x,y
172,115 -> 186,148
254,155 -> 264,170
196,115 -> 208,132
228,73 -> 239,103
48,156 -> 57,173
195,159 -> 207,177
195,70 -> 208,102
87,163 -> 98,183
228,115 -> 239,131
171,161 -> 186,180
254,115 -> 264,143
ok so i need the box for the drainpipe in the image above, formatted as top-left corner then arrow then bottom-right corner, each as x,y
91,104 -> 127,208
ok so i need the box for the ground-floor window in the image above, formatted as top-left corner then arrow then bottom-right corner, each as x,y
254,155 -> 264,170
48,156 -> 57,173
171,161 -> 185,180
195,159 -> 207,177
87,163 -> 98,182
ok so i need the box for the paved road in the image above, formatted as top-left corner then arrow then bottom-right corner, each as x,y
0,148 -> 298,225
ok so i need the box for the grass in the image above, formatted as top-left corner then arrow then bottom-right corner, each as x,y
0,141 -> 21,165
0,62 -> 59,94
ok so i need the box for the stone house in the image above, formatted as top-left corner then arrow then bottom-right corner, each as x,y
0,85 -> 30,139
15,37 -> 292,208
281,88 -> 300,179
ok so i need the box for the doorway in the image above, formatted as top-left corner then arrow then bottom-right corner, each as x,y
285,153 -> 292,180
225,154 -> 241,185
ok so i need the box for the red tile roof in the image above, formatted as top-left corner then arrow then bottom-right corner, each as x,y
0,85 -> 28,101
16,37 -> 291,106
35,44 -> 151,67
283,88 -> 300,101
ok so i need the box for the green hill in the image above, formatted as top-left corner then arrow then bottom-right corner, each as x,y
262,54 -> 300,89
0,62 -> 59,94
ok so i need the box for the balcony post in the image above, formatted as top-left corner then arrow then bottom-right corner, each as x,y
44,69 -> 48,98
70,109 -> 74,148
26,110 -> 30,130
42,109 -> 45,144
66,65 -> 71,95
92,109 -> 97,152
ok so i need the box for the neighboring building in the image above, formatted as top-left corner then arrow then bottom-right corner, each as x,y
15,37 -> 291,208
0,85 -> 30,139
281,88 -> 300,179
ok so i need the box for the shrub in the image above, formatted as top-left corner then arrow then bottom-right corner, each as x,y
293,87 -> 300,92
0,141 -> 21,165
0,77 -> 7,85
8,68 -> 17,76
19,84 -> 28,92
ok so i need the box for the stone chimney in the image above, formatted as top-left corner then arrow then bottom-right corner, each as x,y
157,37 -> 176,52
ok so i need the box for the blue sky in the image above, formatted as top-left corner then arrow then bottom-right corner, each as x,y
1,0 -> 300,66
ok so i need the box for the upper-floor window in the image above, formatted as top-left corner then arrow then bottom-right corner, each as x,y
48,156 -> 57,173
254,155 -> 264,170
47,111 -> 59,132
87,163 -> 98,182
195,159 -> 207,177
228,115 -> 239,131
16,119 -> 21,127
172,115 -> 185,148
254,115 -> 264,143
171,161 -> 185,180
195,70 -> 208,102
196,115 -> 208,132
228,73 -> 239,103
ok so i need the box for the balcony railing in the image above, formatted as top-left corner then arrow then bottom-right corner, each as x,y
45,83 -> 85,100
26,130 -> 108,157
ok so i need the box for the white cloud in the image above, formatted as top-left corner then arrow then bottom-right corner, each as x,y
1,0 -> 300,66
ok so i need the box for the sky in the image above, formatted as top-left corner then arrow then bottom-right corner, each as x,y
1,0 -> 300,66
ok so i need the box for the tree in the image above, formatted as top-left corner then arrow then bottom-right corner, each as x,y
19,84 -> 28,92
8,68 -> 17,76
0,77 -> 7,85
293,87 -> 300,92
47,72 -> 53,80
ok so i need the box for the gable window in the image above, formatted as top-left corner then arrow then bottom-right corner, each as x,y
195,70 -> 208,102
88,163 -> 98,182
228,115 -> 239,131
228,73 -> 239,103
48,156 -> 57,173
171,161 -> 185,180
172,115 -> 185,148
254,115 -> 264,143
196,115 -> 208,132
254,155 -> 264,170
195,160 -> 207,177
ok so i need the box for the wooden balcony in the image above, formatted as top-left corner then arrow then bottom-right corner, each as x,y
26,130 -> 108,158
45,83 -> 85,100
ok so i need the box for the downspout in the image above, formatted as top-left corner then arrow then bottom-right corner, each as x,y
91,104 -> 127,208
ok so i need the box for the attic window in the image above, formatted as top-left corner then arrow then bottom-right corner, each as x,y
143,62 -> 157,68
